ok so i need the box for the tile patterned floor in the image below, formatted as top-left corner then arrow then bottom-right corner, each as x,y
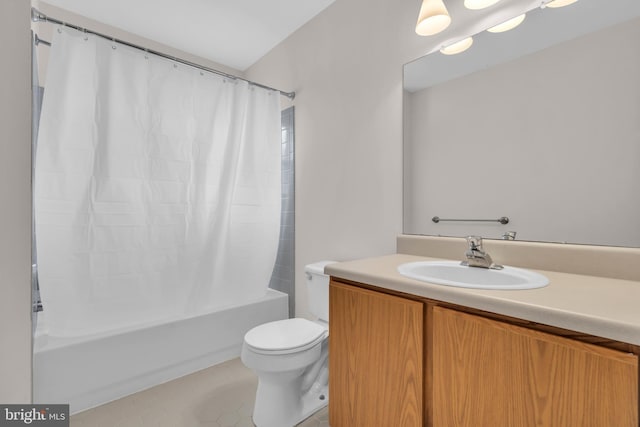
296,407 -> 329,427
69,358 -> 329,427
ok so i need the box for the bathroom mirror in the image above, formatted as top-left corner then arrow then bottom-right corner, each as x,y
403,0 -> 640,247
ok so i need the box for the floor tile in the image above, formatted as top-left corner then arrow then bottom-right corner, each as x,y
70,359 -> 258,427
70,358 -> 330,427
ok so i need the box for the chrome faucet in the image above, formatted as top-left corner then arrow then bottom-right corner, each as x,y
462,236 -> 503,270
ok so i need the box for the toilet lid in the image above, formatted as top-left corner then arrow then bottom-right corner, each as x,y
244,318 -> 327,353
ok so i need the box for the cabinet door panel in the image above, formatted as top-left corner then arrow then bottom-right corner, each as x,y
432,306 -> 639,427
329,281 -> 423,427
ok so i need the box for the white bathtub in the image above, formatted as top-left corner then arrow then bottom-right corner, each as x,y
33,289 -> 288,414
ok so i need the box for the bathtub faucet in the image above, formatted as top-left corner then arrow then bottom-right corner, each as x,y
462,236 -> 503,270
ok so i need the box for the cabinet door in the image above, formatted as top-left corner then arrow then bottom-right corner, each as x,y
432,306 -> 639,427
329,280 -> 424,427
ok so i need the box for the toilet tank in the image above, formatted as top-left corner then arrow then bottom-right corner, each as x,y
305,261 -> 336,322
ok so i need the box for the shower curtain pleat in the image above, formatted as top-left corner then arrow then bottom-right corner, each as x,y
35,27 -> 281,337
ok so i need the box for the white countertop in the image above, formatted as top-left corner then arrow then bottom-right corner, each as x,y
325,253 -> 640,346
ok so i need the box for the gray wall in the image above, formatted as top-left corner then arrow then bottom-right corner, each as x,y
0,0 -> 33,403
245,0 -> 437,318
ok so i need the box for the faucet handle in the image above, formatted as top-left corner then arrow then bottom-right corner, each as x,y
502,231 -> 517,241
466,235 -> 483,250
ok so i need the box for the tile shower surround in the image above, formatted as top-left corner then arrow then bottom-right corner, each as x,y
269,107 -> 295,317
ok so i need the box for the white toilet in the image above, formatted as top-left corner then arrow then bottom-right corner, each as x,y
241,261 -> 335,427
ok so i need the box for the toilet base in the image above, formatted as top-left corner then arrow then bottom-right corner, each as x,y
297,381 -> 329,424
252,368 -> 329,427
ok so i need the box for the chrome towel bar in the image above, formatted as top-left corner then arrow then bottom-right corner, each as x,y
432,216 -> 509,225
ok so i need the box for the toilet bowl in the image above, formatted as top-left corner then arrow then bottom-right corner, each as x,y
241,261 -> 335,427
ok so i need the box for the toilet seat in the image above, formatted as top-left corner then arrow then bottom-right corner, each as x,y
244,318 -> 327,355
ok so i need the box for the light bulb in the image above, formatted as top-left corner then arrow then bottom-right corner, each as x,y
545,0 -> 579,8
440,37 -> 474,55
415,0 -> 452,36
487,14 -> 526,33
464,0 -> 501,10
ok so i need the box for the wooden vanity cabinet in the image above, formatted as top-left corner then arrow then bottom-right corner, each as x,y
328,279 -> 424,427
431,306 -> 639,427
329,278 -> 639,427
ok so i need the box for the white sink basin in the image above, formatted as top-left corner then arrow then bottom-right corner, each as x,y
397,261 -> 549,290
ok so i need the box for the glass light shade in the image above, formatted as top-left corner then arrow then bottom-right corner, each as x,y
415,0 -> 452,36
440,37 -> 474,55
545,0 -> 578,7
487,14 -> 526,33
464,0 -> 501,10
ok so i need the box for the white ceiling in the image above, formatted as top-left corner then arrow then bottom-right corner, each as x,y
41,0 -> 336,71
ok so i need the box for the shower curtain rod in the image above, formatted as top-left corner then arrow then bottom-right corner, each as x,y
31,8 -> 296,100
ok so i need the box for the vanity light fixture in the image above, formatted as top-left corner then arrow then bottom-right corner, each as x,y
544,0 -> 579,8
415,0 -> 452,36
464,0 -> 502,10
486,13 -> 526,33
440,37 -> 474,55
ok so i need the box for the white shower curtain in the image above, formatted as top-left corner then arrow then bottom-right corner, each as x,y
35,27 -> 282,337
